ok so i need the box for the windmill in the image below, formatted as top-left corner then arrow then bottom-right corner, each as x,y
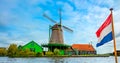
43,9 -> 73,44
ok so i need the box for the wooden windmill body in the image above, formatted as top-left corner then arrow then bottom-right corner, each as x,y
43,9 -> 73,45
49,24 -> 64,44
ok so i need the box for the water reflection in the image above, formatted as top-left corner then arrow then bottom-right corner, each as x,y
50,57 -> 64,63
0,56 -> 120,63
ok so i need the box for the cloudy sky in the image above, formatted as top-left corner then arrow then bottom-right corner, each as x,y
0,0 -> 120,54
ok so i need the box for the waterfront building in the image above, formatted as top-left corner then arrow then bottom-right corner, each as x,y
113,50 -> 120,56
18,41 -> 43,53
72,44 -> 96,55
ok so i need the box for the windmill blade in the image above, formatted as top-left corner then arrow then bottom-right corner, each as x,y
59,8 -> 62,25
62,25 -> 73,32
43,13 -> 57,23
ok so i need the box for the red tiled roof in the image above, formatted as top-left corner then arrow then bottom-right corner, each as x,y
72,44 -> 95,51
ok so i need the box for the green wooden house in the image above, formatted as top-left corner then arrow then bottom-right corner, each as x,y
19,41 -> 43,53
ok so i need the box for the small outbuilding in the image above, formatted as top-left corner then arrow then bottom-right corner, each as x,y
72,44 -> 96,55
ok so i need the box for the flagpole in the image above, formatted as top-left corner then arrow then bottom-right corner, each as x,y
110,8 -> 118,63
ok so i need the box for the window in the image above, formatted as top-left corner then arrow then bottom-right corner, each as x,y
30,48 -> 35,52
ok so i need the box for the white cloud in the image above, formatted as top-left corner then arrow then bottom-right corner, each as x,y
69,0 -> 91,10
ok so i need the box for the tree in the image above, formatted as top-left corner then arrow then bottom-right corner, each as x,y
7,44 -> 18,56
54,48 -> 60,55
18,45 -> 22,51
0,48 -> 7,56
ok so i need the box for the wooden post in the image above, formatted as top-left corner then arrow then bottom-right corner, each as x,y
110,8 -> 118,63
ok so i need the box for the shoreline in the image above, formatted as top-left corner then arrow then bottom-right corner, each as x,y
6,55 -> 111,58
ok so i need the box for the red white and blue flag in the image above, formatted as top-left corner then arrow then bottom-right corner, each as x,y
96,13 -> 113,47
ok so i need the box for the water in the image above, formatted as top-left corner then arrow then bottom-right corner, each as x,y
0,56 -> 120,63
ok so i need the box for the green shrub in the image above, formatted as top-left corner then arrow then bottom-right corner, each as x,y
27,52 -> 35,57
54,48 -> 60,55
36,52 -> 43,57
45,51 -> 53,56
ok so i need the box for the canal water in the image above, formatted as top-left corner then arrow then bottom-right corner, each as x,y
0,56 -> 120,63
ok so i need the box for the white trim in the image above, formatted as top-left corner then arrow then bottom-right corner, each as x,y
98,23 -> 112,43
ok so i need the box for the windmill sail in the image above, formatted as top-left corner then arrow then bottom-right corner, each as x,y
43,9 -> 73,44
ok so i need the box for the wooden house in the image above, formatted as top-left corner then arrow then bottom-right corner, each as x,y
18,41 -> 43,53
72,44 -> 96,55
113,50 -> 120,56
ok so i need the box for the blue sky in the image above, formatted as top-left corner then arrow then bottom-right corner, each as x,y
0,0 -> 120,54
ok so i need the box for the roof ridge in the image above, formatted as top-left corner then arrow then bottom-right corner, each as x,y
72,44 -> 95,51
22,40 -> 41,48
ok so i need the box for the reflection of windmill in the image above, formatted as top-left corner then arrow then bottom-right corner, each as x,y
43,9 -> 73,44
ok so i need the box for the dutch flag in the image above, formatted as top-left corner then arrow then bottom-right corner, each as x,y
96,13 -> 113,47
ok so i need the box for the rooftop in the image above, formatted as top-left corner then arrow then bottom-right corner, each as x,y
72,44 -> 95,51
